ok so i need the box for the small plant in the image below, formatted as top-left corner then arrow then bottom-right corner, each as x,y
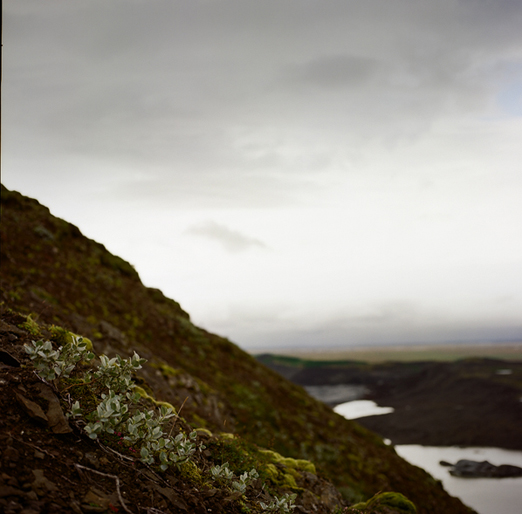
23,338 -> 204,471
24,338 -> 94,381
18,314 -> 42,338
232,468 -> 259,494
23,334 -> 300,512
259,493 -> 297,513
210,462 -> 259,495
91,353 -> 145,393
211,462 -> 235,481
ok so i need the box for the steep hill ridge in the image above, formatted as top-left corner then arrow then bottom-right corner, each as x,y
0,185 -> 474,513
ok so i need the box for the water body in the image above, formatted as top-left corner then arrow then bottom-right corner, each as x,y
395,445 -> 522,514
333,400 -> 394,420
309,384 -> 522,513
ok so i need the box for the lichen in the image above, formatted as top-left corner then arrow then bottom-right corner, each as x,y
18,314 -> 42,338
258,449 -> 316,474
50,325 -> 93,351
195,427 -> 213,437
132,386 -> 177,414
348,492 -> 417,513
177,460 -> 203,484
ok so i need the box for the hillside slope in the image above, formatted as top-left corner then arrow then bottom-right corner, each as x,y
0,185 -> 474,514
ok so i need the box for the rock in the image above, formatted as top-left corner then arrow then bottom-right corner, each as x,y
0,486 -> 24,498
24,491 -> 39,502
0,351 -> 20,367
35,383 -> 72,434
81,487 -> 114,513
6,477 -> 20,488
5,500 -> 23,514
20,507 -> 41,514
99,320 -> 128,346
15,393 -> 48,424
31,470 -> 57,496
0,321 -> 25,337
447,459 -> 522,478
4,447 -> 20,464
84,453 -> 100,469
152,483 -> 188,510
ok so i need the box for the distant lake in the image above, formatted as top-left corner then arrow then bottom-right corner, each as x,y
395,445 -> 522,514
308,384 -> 522,513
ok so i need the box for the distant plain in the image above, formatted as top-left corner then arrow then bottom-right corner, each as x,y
277,342 -> 522,363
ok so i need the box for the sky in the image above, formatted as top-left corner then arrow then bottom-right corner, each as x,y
3,0 -> 522,352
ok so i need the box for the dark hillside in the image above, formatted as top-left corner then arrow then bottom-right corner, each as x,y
257,354 -> 522,449
0,185 -> 474,513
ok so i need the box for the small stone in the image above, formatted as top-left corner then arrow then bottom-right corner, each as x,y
24,491 -> 38,501
6,478 -> 19,488
34,451 -> 45,460
31,470 -> 57,496
5,499 -> 23,514
0,350 -> 20,366
81,488 -> 112,513
15,393 -> 48,424
36,383 -> 72,434
4,447 -> 20,463
0,486 -> 24,498
84,453 -> 99,468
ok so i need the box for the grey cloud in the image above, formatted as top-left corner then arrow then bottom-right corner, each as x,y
285,55 -> 379,89
186,221 -> 268,253
4,0 -> 522,206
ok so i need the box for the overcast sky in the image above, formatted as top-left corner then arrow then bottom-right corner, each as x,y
3,0 -> 522,352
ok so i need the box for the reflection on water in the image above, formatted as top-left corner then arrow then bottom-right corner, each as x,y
334,400 -> 394,420
395,445 -> 522,514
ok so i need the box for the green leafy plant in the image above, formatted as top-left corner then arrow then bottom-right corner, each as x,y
259,493 -> 297,513
24,339 -> 204,470
23,337 -> 299,512
211,462 -> 259,494
24,338 -> 94,381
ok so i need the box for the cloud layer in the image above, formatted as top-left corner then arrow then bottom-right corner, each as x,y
3,0 -> 522,350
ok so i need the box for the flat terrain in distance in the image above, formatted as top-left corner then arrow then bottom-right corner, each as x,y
278,342 -> 522,362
